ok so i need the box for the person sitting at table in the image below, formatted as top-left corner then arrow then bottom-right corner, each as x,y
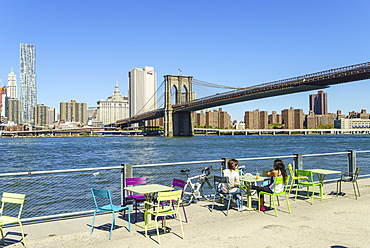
222,158 -> 246,212
252,159 -> 288,211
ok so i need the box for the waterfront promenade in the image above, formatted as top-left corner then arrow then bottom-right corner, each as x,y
4,178 -> 370,248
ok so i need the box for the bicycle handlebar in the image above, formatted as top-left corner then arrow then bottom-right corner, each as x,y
181,165 -> 213,177
201,165 -> 212,176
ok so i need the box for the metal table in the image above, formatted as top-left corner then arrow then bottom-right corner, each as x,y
240,175 -> 269,210
306,169 -> 341,199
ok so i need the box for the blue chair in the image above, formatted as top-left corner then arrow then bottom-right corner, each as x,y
90,188 -> 131,239
210,175 -> 241,216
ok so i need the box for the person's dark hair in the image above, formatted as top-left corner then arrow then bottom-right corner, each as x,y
227,159 -> 239,170
273,159 -> 288,184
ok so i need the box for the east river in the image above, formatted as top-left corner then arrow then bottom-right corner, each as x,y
1,135 -> 370,174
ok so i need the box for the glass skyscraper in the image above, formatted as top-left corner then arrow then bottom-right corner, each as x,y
20,43 -> 37,123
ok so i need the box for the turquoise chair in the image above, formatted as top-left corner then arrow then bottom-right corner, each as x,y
0,192 -> 27,247
294,170 -> 322,204
258,176 -> 291,217
90,188 -> 131,239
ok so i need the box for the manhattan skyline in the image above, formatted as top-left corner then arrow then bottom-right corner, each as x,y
1,1 -> 369,121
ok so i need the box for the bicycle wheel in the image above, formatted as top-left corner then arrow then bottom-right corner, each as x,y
182,191 -> 194,206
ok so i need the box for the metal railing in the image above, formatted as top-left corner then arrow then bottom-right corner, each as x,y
0,150 -> 369,222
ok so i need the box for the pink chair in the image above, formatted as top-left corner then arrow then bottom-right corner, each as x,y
125,177 -> 146,222
161,178 -> 188,223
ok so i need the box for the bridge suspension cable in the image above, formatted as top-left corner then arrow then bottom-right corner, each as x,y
192,78 -> 250,89
134,79 -> 165,115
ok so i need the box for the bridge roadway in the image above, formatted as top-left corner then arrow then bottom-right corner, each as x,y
115,62 -> 370,126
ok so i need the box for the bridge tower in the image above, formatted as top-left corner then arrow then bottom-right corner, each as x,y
164,75 -> 194,137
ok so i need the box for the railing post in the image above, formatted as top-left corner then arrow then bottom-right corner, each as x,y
221,157 -> 231,175
121,163 -> 133,206
293,154 -> 303,189
293,154 -> 303,170
348,150 -> 356,174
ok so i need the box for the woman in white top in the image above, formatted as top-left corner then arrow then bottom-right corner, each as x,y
252,159 -> 288,211
222,159 -> 246,212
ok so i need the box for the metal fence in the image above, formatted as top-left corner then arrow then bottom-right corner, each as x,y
0,150 -> 369,222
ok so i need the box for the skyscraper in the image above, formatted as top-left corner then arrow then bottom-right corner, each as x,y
7,68 -> 17,99
309,90 -> 327,115
128,66 -> 157,117
20,43 -> 37,123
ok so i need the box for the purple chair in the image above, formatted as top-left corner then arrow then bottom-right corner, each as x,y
125,177 -> 146,222
161,178 -> 188,223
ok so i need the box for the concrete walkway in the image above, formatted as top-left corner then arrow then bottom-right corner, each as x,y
3,178 -> 370,248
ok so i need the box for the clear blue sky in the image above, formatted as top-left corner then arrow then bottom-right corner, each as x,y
1,0 -> 369,121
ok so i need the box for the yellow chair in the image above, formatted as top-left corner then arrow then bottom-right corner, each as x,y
287,164 -> 308,195
0,192 -> 26,247
144,190 -> 184,244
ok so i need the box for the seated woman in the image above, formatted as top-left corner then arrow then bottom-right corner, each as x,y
252,159 -> 288,211
222,159 -> 246,212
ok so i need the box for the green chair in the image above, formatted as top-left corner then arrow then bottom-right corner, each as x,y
144,190 -> 184,244
294,170 -> 322,204
258,176 -> 291,217
0,192 -> 26,247
287,164 -> 308,195
336,167 -> 361,199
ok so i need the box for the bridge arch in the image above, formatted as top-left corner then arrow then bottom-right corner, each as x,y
164,75 -> 194,137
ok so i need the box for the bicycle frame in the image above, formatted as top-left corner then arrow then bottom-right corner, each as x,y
182,166 -> 214,205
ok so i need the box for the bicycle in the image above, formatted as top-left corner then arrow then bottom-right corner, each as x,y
181,165 -> 214,206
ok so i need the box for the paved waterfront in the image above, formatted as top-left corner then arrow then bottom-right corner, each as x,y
4,178 -> 370,248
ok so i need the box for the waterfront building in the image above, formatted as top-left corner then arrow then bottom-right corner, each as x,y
233,120 -> 245,130
20,43 -> 37,123
268,111 -> 281,125
306,110 -> 336,129
60,100 -> 87,125
34,104 -> 48,127
336,110 -> 346,120
217,108 -> 232,128
348,109 -> 370,119
96,82 -> 129,125
244,109 -> 268,129
309,90 -> 327,115
7,68 -> 17,99
0,87 -> 6,122
281,107 -> 304,129
334,118 -> 370,129
47,108 -> 57,125
128,66 -> 157,117
196,110 -> 207,127
6,98 -> 22,124
194,108 -> 231,128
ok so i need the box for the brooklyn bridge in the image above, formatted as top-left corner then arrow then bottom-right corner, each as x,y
114,62 -> 370,137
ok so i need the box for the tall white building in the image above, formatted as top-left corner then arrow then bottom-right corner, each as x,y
20,43 -> 37,123
128,66 -> 157,117
7,68 -> 17,99
96,82 -> 129,125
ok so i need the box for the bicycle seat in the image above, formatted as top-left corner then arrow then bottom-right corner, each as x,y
181,169 -> 190,173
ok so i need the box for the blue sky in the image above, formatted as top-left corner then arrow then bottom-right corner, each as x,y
1,0 -> 369,121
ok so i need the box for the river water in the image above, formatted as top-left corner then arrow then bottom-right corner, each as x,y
1,135 -> 370,173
